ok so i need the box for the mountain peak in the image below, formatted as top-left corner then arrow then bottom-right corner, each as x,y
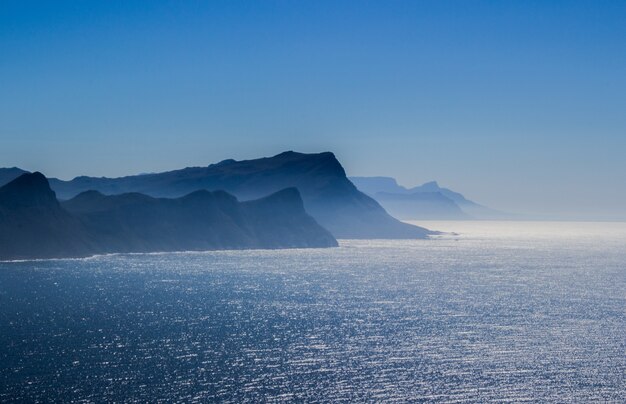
272,150 -> 336,160
210,159 -> 237,168
0,166 -> 27,172
421,181 -> 440,190
0,172 -> 59,208
0,167 -> 30,187
259,187 -> 302,204
245,187 -> 305,213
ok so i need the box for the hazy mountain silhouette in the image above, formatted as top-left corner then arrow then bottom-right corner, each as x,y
0,167 -> 29,187
348,177 -> 406,196
350,176 -> 509,220
374,192 -> 470,220
46,152 -> 432,239
0,173 -> 337,260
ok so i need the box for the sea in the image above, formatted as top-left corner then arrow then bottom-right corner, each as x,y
1,221 -> 625,402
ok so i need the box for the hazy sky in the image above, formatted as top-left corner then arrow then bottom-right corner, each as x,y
1,1 -> 625,219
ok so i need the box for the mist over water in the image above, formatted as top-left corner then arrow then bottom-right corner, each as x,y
1,221 -> 625,402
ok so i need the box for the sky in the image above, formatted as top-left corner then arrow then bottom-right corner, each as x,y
1,1 -> 625,220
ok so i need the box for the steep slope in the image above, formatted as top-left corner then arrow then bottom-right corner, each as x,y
0,173 -> 96,259
49,152 -> 432,239
240,188 -> 340,247
348,176 -> 406,196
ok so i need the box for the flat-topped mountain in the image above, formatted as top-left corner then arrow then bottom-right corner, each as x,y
45,152 -> 432,239
0,173 -> 337,260
350,176 -> 509,220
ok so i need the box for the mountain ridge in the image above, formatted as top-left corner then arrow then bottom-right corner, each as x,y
350,176 -> 510,220
32,151 -> 432,239
0,172 -> 338,260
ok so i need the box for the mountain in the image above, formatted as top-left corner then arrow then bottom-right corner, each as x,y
409,181 -> 473,205
62,187 -> 337,252
0,173 -> 337,260
46,152 -> 433,239
350,176 -> 508,220
0,172 -> 96,259
374,192 -> 470,220
0,167 -> 29,187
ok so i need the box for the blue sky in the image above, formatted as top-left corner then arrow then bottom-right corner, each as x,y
1,1 -> 625,219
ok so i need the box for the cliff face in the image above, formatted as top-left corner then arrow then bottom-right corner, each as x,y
49,151 -> 433,239
0,173 -> 337,260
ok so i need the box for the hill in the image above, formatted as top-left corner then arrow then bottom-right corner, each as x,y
0,173 -> 337,260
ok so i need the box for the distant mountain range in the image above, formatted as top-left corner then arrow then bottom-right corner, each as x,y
350,176 -> 511,220
1,152 -> 432,239
0,172 -> 337,260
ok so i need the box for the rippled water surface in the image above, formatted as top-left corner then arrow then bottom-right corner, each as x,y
1,221 -> 625,402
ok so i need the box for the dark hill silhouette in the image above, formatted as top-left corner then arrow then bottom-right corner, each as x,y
0,172 -> 96,259
0,167 -> 29,188
0,173 -> 337,260
47,152 -> 432,239
63,187 -> 337,252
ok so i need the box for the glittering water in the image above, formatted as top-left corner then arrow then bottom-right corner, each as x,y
1,221 -> 625,402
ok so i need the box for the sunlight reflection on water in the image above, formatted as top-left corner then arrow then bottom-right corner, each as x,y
1,221 -> 625,402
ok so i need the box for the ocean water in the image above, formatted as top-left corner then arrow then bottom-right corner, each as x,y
1,221 -> 625,402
